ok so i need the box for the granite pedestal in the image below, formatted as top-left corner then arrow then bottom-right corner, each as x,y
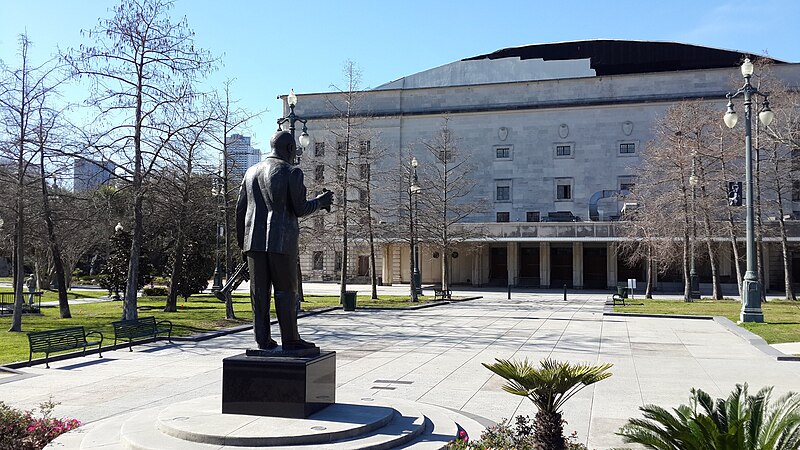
222,350 -> 335,418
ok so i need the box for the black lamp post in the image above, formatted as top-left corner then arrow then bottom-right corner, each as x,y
689,154 -> 700,300
211,174 -> 223,292
277,89 -> 311,157
277,89 -> 312,309
409,157 -> 421,302
723,58 -> 775,323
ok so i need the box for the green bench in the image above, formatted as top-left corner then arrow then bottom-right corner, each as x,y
27,326 -> 104,368
112,316 -> 173,351
433,288 -> 452,300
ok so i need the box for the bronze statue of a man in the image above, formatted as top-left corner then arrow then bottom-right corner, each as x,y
235,131 -> 333,351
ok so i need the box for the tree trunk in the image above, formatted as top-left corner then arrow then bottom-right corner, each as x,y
123,193 -> 143,320
164,231 -> 185,312
645,245 -> 653,299
9,198 -> 25,332
702,213 -> 722,300
39,149 -> 71,318
683,232 -> 691,302
534,410 -> 565,450
778,218 -> 796,300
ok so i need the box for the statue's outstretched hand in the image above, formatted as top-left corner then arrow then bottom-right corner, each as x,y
317,189 -> 334,212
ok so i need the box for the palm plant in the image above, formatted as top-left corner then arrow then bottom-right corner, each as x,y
483,358 -> 613,450
617,383 -> 800,450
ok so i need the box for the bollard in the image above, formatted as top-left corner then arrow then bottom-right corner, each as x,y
508,284 -> 511,300
563,284 -> 567,301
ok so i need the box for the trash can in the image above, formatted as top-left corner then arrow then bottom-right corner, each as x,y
343,291 -> 357,311
617,286 -> 629,299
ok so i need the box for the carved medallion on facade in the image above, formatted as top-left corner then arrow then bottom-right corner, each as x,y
558,123 -> 569,139
622,121 -> 634,136
498,127 -> 509,141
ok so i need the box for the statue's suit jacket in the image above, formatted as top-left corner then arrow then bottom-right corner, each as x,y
236,155 -> 321,256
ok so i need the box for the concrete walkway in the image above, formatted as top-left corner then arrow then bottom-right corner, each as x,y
2,288 -> 800,448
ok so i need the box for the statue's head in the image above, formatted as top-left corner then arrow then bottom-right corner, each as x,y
271,131 -> 298,163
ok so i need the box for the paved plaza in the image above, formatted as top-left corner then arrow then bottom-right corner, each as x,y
1,285 -> 800,448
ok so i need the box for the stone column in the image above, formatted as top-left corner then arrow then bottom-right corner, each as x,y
381,245 -> 393,286
471,247 -> 484,286
540,242 -> 550,288
573,242 -> 583,289
607,242 -> 617,289
763,244 -> 771,291
507,242 -> 519,286
392,245 -> 402,284
718,243 -> 732,277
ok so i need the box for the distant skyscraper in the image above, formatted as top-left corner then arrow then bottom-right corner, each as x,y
73,158 -> 115,191
226,134 -> 261,185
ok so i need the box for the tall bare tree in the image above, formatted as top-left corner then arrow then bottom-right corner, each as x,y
207,80 -> 263,281
65,0 -> 216,319
0,33 -> 64,331
416,118 -> 486,292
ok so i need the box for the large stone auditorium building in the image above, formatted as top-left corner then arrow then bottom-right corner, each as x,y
285,40 -> 800,292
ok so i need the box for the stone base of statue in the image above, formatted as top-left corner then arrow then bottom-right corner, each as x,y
221,349 -> 335,419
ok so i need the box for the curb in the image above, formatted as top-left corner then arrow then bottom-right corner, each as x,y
602,303 -> 800,362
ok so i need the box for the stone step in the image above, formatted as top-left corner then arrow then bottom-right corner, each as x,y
157,396 -> 397,446
46,396 -> 489,450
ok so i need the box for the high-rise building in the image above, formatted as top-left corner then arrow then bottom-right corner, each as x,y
226,134 -> 261,186
73,158 -> 115,191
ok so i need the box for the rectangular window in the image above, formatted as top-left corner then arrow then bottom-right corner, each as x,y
495,147 -> 510,159
497,186 -> 510,201
359,188 -> 368,207
314,142 -> 325,157
357,255 -> 370,276
526,211 -> 540,222
619,143 -> 636,154
793,181 -> 800,202
314,216 -> 324,231
496,212 -> 510,222
556,145 -> 572,157
337,141 -> 346,159
793,149 -> 800,172
495,179 -> 512,202
619,176 -> 636,193
359,140 -> 370,156
314,165 -> 324,182
556,178 -> 573,201
312,251 -> 324,270
334,251 -> 342,271
359,163 -> 370,180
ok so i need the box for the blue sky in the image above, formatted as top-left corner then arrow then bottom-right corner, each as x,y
2,0 -> 799,145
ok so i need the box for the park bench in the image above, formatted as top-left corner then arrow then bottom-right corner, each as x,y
433,288 -> 452,300
27,326 -> 103,368
112,316 -> 173,351
610,286 -> 629,306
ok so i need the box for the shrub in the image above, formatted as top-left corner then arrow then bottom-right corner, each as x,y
483,358 -> 612,450
142,286 -> 169,296
446,415 -> 588,450
0,399 -> 80,450
618,383 -> 800,450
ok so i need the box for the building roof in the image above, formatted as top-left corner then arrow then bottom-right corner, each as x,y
374,40 -> 787,90
463,39 -> 786,76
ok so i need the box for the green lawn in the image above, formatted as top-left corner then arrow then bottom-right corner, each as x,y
614,299 -> 800,344
0,293 -> 430,366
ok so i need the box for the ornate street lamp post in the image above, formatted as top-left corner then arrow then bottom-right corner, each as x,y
211,175 -> 223,292
723,58 -> 775,323
689,154 -> 700,300
277,89 -> 312,308
277,89 -> 311,157
409,157 -> 421,302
